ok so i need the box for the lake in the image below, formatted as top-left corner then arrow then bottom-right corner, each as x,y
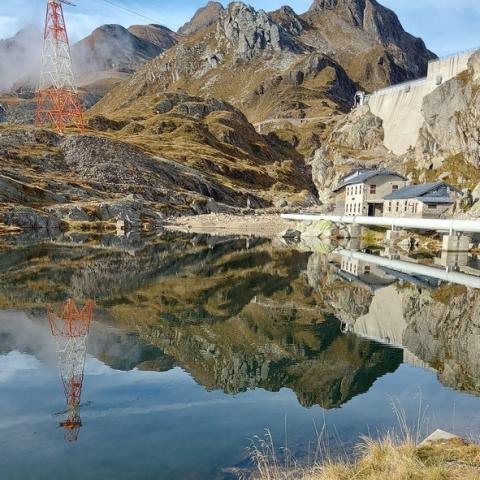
1,231 -> 479,479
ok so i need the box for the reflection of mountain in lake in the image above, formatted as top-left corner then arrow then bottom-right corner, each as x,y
0,234 -> 478,402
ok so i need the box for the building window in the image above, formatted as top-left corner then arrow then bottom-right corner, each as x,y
395,202 -> 399,212
392,185 -> 399,192
370,185 -> 377,194
364,266 -> 371,275
388,202 -> 392,213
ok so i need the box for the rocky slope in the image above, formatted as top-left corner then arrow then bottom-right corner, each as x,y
0,93 -> 317,230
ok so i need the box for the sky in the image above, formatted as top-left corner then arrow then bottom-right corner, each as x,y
0,0 -> 479,56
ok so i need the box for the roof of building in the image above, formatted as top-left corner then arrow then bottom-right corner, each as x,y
417,196 -> 454,204
333,169 -> 407,192
383,181 -> 461,201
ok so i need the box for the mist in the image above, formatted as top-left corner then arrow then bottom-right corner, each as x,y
0,21 -> 164,94
0,24 -> 42,92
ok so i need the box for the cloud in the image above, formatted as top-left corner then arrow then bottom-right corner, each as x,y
0,351 -> 42,383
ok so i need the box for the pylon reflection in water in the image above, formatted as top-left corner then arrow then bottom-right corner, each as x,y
48,299 -> 94,442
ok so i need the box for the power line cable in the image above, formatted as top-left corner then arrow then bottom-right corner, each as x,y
99,0 -> 165,25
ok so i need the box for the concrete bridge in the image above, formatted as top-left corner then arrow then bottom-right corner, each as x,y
281,213 -> 480,251
364,47 -> 479,155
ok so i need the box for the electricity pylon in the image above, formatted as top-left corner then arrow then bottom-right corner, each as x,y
36,0 -> 85,133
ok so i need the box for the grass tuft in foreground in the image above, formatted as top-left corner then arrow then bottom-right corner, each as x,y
249,433 -> 480,480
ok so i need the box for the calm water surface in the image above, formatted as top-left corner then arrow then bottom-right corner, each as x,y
1,232 -> 479,479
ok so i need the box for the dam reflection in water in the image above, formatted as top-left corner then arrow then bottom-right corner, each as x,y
0,233 -> 479,480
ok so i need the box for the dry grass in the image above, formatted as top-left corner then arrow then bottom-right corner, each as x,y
249,401 -> 480,480
249,433 -> 480,480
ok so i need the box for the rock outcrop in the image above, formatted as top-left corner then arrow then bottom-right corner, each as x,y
310,105 -> 398,207
217,2 -> 306,60
402,286 -> 480,395
418,51 -> 480,169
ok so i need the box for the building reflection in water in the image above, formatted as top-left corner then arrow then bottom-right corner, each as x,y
48,299 -> 94,442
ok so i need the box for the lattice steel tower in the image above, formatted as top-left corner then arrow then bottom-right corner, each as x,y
36,0 -> 85,133
49,299 -> 94,442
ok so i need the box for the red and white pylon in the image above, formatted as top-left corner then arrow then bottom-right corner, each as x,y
36,0 -> 85,133
48,299 -> 94,442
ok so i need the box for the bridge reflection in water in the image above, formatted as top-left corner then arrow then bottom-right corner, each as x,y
327,246 -> 479,372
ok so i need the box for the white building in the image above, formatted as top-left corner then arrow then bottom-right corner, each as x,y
334,169 -> 408,217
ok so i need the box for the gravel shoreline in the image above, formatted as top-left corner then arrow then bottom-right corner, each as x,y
165,213 -> 294,238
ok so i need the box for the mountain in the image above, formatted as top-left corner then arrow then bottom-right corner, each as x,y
74,24 -> 177,74
92,0 -> 434,131
128,24 -> 178,50
302,0 -> 436,89
178,1 -> 225,36
73,23 -> 178,98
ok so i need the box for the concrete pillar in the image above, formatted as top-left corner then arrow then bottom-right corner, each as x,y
386,229 -> 400,242
442,234 -> 471,252
435,250 -> 468,268
347,224 -> 363,238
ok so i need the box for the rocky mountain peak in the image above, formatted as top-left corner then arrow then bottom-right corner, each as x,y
178,1 -> 225,36
308,0 -> 424,48
270,6 -> 308,36
217,2 -> 304,60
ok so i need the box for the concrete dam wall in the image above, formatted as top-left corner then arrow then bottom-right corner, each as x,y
367,48 -> 479,155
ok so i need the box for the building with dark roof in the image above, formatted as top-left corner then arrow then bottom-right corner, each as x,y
333,168 -> 408,217
383,181 -> 461,218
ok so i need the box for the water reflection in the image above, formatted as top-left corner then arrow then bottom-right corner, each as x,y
48,299 -> 94,442
0,233 -> 479,478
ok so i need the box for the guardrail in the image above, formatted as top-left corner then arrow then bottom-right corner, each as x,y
280,213 -> 480,234
335,249 -> 480,289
